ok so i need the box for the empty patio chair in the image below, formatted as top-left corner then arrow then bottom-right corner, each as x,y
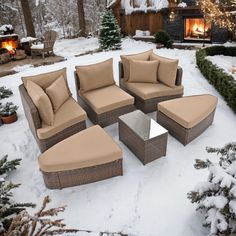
31,30 -> 57,59
119,50 -> 184,113
74,58 -> 135,127
19,67 -> 87,152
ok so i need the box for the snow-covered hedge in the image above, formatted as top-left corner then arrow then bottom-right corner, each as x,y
188,143 -> 236,236
196,46 -> 236,113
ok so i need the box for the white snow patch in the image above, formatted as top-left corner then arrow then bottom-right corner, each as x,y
202,196 -> 228,209
13,64 -> 33,72
206,55 -> 236,80
121,0 -> 169,14
1,37 -> 236,236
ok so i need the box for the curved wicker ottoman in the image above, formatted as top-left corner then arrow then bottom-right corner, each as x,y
156,94 -> 218,145
38,125 -> 123,189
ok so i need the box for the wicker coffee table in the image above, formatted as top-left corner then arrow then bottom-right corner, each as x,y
118,110 -> 168,165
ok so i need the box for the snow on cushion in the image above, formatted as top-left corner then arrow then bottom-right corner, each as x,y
75,58 -> 115,93
120,50 -> 153,80
128,59 -> 159,83
46,75 -> 70,112
150,53 -> 178,88
31,44 -> 44,50
158,94 -> 218,128
26,80 -> 54,126
38,125 -> 122,172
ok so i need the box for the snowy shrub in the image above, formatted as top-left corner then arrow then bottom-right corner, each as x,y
154,30 -> 173,48
0,24 -> 14,35
196,46 -> 236,113
0,102 -> 18,117
188,143 -> 236,236
0,87 -> 13,100
99,10 -> 122,51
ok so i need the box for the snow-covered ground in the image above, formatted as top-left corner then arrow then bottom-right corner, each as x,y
0,38 -> 236,236
206,55 -> 236,80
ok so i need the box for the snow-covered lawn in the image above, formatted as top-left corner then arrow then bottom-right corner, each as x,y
0,38 -> 236,236
206,55 -> 236,80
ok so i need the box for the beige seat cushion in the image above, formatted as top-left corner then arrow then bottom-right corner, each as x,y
150,53 -> 178,88
124,81 -> 184,100
37,97 -> 87,140
26,80 -> 54,126
120,49 -> 153,80
38,125 -> 122,172
81,85 -> 134,114
75,59 -> 115,93
22,67 -> 71,95
129,59 -> 159,83
158,94 -> 218,128
46,75 -> 70,112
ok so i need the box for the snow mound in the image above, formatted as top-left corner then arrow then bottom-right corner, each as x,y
121,0 -> 169,14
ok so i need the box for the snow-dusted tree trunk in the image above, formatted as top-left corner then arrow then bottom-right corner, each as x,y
20,0 -> 36,37
77,0 -> 86,36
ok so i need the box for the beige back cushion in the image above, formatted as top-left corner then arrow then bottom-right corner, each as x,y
26,81 -> 54,126
120,49 -> 153,80
129,59 -> 159,83
46,75 -> 70,112
22,68 -> 71,95
75,58 -> 115,93
150,53 -> 178,88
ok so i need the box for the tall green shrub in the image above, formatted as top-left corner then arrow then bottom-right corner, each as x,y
196,46 -> 236,113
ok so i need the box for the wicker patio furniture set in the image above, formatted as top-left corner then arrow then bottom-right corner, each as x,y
19,49 -> 218,189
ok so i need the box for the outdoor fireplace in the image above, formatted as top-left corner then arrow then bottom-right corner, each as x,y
184,17 -> 211,41
0,35 -> 18,55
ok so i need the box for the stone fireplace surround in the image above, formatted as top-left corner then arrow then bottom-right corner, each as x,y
163,7 -> 229,43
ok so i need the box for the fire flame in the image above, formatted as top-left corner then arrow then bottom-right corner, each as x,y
192,23 -> 204,32
2,40 -> 16,54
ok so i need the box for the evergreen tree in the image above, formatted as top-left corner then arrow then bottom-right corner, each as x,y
188,143 -> 236,236
0,87 -> 13,100
99,10 -> 122,51
0,155 -> 35,233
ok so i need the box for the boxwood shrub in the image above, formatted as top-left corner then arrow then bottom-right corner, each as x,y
196,46 -> 236,113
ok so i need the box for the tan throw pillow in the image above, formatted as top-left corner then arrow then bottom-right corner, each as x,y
150,53 -> 179,87
129,59 -> 159,83
75,58 -> 115,93
120,49 -> 153,80
46,75 -> 70,112
22,67 -> 69,90
26,81 -> 54,126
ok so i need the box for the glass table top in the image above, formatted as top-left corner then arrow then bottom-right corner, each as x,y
119,110 -> 168,141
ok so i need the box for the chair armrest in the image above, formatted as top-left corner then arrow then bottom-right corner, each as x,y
175,66 -> 183,86
74,71 -> 81,101
19,84 -> 41,138
118,61 -> 124,81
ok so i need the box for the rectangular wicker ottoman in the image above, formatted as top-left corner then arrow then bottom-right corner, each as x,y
118,110 -> 168,165
157,94 -> 218,145
38,125 -> 123,189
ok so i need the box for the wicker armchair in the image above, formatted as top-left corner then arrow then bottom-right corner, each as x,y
74,59 -> 135,127
19,68 -> 87,153
31,30 -> 57,59
119,61 -> 184,113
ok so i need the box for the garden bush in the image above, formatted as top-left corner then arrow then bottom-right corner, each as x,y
196,46 -> 236,113
188,143 -> 236,236
154,30 -> 173,48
